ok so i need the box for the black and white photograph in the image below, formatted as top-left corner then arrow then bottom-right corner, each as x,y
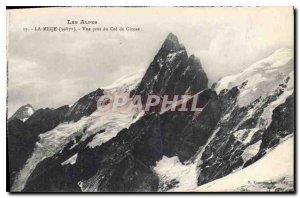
6,6 -> 295,193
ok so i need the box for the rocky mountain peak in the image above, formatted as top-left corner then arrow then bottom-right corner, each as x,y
159,33 -> 186,56
166,32 -> 178,42
9,104 -> 35,122
132,33 -> 208,96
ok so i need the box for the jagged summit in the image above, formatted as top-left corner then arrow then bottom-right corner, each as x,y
166,32 -> 178,42
164,32 -> 180,47
131,33 -> 208,96
160,33 -> 185,54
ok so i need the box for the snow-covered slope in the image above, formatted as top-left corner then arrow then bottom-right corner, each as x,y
102,70 -> 143,93
214,48 -> 293,107
195,135 -> 294,192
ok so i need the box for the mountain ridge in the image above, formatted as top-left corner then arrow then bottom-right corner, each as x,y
7,34 -> 294,192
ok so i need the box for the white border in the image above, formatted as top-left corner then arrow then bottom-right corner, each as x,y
1,0 -> 298,6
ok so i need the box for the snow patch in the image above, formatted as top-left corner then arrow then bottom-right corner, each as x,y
241,140 -> 262,164
25,106 -> 34,116
154,156 -> 197,192
166,50 -> 185,63
61,153 -> 78,166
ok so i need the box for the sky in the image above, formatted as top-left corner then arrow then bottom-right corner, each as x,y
7,7 -> 294,116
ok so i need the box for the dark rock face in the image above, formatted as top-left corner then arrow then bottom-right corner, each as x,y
7,105 -> 69,188
7,119 -> 32,185
132,33 -> 208,96
8,104 -> 35,122
260,93 -> 294,150
25,105 -> 70,135
64,88 -> 103,122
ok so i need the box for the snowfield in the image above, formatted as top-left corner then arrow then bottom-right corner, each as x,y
101,70 -> 144,93
214,48 -> 294,107
61,153 -> 78,166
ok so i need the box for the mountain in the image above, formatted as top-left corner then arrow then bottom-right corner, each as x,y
9,104 -> 35,122
12,33 -> 218,192
8,34 -> 294,192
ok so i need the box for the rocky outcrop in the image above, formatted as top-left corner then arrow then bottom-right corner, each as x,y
64,88 -> 103,122
260,93 -> 294,150
25,105 -> 70,135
